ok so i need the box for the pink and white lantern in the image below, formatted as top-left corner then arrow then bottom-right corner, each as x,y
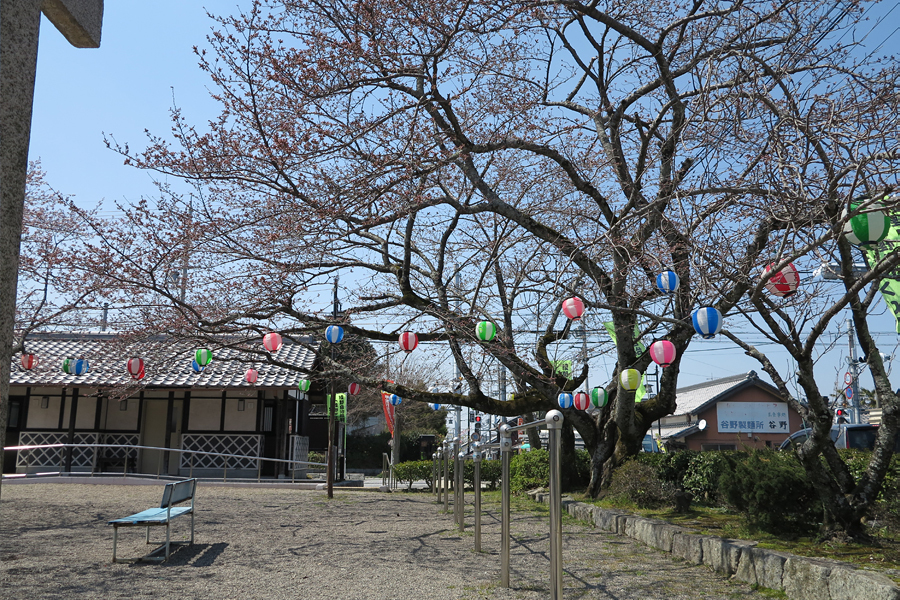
263,332 -> 283,352
763,262 -> 800,297
649,340 -> 676,368
21,353 -> 37,370
399,331 -> 419,353
562,296 -> 585,320
348,382 -> 361,395
127,357 -> 145,380
573,391 -> 590,411
245,368 -> 259,384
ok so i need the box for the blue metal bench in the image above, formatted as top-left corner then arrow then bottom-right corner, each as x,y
108,478 -> 197,563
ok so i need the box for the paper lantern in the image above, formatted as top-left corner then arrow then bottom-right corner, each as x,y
263,332 -> 283,352
649,340 -> 676,368
429,403 -> 442,410
348,382 -> 361,395
692,306 -> 723,339
763,262 -> 800,297
562,296 -> 585,320
475,321 -> 497,342
21,353 -> 37,370
557,392 -> 574,409
191,359 -> 205,374
245,368 -> 259,384
325,325 -> 344,344
127,357 -> 145,380
843,199 -> 890,246
195,348 -> 213,366
298,379 -> 311,393
590,387 -> 608,409
399,331 -> 418,352
573,391 -> 590,411
62,357 -> 88,376
620,369 -> 641,391
656,271 -> 679,294
388,393 -> 402,406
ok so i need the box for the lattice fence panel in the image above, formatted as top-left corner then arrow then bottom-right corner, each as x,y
180,434 -> 262,470
100,433 -> 140,462
290,435 -> 309,475
16,431 -> 99,468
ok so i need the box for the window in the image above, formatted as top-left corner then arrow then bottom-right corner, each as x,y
701,443 -> 736,451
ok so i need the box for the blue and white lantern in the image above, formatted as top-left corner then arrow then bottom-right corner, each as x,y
64,357 -> 89,376
325,325 -> 344,344
389,394 -> 402,406
191,359 -> 205,373
692,306 -> 723,339
429,403 -> 442,410
557,392 -> 574,409
656,271 -> 679,294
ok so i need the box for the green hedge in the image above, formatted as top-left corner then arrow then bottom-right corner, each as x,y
509,449 -> 591,493
392,460 -> 434,491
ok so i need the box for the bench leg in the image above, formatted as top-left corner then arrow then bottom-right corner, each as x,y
113,526 -> 119,563
165,522 -> 170,560
146,526 -> 151,545
190,511 -> 195,545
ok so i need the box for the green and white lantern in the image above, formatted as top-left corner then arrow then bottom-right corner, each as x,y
475,321 -> 497,342
843,198 -> 891,246
194,348 -> 213,366
590,387 -> 608,409
298,379 -> 311,393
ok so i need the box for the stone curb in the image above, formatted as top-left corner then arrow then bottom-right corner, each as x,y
530,491 -> 900,600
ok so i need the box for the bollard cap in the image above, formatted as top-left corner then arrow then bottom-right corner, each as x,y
498,423 -> 511,436
545,409 -> 564,429
432,453 -> 437,460
458,452 -> 466,460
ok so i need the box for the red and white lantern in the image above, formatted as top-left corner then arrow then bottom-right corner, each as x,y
20,353 -> 37,370
127,357 -> 145,380
399,331 -> 419,353
562,296 -> 585,320
245,368 -> 259,384
348,382 -> 361,396
263,332 -> 283,352
763,262 -> 800,297
649,340 -> 676,368
573,391 -> 590,411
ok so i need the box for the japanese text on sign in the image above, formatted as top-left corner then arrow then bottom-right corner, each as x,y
717,402 -> 790,433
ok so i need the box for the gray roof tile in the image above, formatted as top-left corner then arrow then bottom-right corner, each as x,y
11,333 -> 318,389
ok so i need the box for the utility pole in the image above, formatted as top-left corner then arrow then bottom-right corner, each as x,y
326,275 -> 339,498
847,318 -> 862,425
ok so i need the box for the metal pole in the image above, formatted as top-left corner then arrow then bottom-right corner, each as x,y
848,318 -> 862,424
546,410 -> 564,600
499,424 -> 512,588
458,451 -> 466,532
453,437 -> 461,524
473,443 -> 482,552
443,441 -> 450,512
432,452 -> 438,496
435,449 -> 442,502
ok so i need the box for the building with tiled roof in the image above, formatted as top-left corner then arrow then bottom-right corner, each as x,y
647,371 -> 804,452
4,332 -> 334,479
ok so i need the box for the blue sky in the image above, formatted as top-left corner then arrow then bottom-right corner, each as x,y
25,2 -> 900,400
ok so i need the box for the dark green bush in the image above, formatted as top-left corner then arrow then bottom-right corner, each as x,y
508,449 -> 590,493
347,431 -> 438,469
462,459 -> 502,490
607,459 -> 675,508
682,451 -> 738,502
393,460 -> 434,490
718,450 -> 821,535
635,450 -> 698,486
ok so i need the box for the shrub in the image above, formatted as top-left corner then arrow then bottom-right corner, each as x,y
682,451 -> 737,502
510,449 -> 551,493
392,460 -> 434,491
718,450 -> 821,535
607,459 -> 675,508
461,459 -> 501,490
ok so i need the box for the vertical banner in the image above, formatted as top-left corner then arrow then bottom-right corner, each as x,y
603,322 -> 647,402
381,381 -> 395,436
861,199 -> 900,333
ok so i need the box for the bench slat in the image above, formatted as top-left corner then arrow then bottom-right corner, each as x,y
109,506 -> 192,525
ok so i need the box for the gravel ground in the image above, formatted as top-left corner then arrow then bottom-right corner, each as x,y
0,479 -> 768,599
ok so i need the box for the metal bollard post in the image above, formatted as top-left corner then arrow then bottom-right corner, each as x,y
443,441 -> 450,513
546,410 -> 564,600
458,451 -> 466,531
434,451 -> 440,500
499,424 -> 512,588
473,443 -> 482,552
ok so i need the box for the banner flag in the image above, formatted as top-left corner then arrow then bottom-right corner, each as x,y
860,198 -> 900,333
604,322 -> 647,402
381,380 -> 396,436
